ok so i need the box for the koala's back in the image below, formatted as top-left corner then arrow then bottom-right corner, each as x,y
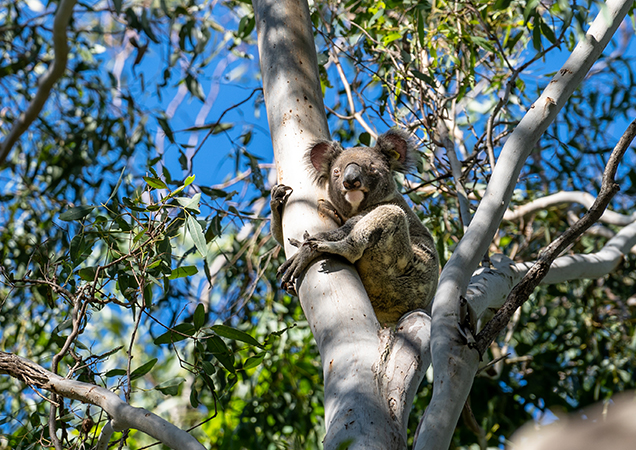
351,197 -> 438,324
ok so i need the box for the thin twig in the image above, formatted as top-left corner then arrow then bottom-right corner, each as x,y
483,23 -> 569,169
189,88 -> 262,166
330,50 -> 377,138
435,119 -> 472,228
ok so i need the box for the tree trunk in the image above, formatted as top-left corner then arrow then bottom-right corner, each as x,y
253,0 -> 635,449
253,0 -> 430,448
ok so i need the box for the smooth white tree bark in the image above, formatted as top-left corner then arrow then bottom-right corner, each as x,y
504,191 -> 636,225
468,219 -> 636,318
414,1 -> 635,449
253,0 -> 432,448
253,0 -> 636,448
3,0 -> 632,448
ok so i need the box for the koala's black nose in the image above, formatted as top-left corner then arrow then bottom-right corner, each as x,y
343,163 -> 362,190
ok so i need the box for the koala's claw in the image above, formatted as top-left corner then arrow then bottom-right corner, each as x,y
288,232 -> 317,249
317,199 -> 344,226
280,279 -> 297,296
270,184 -> 293,206
276,237 -> 323,294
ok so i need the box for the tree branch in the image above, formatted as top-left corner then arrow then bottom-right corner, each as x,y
504,190 -> 636,225
475,118 -> 636,354
467,218 -> 636,320
0,352 -> 207,450
0,0 -> 77,166
382,311 -> 432,437
96,420 -> 115,450
415,1 -> 634,448
330,51 -> 377,138
435,118 -> 472,228
254,1 -> 428,447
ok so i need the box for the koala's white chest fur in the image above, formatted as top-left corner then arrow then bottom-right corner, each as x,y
344,190 -> 364,211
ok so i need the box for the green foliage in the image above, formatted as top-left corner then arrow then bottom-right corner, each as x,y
0,167 -> 312,448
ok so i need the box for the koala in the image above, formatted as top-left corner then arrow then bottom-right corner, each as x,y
270,129 -> 439,324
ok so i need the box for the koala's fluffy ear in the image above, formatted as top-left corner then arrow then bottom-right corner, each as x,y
308,140 -> 343,186
376,129 -> 416,173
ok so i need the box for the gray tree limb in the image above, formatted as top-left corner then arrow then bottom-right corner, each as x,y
476,118 -> 636,354
468,218 -> 636,319
414,1 -> 635,448
253,0 -> 431,448
504,191 -> 636,225
0,352 -> 207,450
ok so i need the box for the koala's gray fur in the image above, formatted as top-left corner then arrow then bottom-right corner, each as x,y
271,129 -> 439,324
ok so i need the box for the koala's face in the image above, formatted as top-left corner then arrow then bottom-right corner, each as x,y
326,147 -> 397,217
308,130 -> 415,219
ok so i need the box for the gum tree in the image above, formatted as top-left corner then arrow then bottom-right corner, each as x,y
253,0 -> 636,449
1,0 -> 635,449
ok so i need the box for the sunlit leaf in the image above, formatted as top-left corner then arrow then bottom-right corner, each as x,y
130,358 -> 158,380
186,214 -> 208,257
143,176 -> 168,190
243,353 -> 265,370
212,324 -> 264,349
168,266 -> 199,279
184,174 -> 196,186
59,206 -> 94,221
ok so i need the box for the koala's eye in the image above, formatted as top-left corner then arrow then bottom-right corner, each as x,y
333,167 -> 341,177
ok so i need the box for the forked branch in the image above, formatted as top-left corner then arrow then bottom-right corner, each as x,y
475,118 -> 636,355
0,352 -> 206,450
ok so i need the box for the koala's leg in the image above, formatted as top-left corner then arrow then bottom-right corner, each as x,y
276,234 -> 327,293
312,204 -> 412,266
270,184 -> 293,246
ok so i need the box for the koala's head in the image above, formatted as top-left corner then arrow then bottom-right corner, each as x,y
308,129 -> 416,218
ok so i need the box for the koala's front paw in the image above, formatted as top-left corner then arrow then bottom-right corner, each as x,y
317,199 -> 344,226
270,184 -> 293,210
270,184 -> 294,246
277,235 -> 320,294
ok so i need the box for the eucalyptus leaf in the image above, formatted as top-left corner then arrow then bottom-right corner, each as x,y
59,206 -> 95,222
130,358 -> 158,380
212,324 -> 264,349
186,214 -> 208,257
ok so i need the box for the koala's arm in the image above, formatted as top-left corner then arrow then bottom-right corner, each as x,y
270,184 -> 293,246
278,205 -> 409,289
306,205 -> 407,263
277,205 -> 406,290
